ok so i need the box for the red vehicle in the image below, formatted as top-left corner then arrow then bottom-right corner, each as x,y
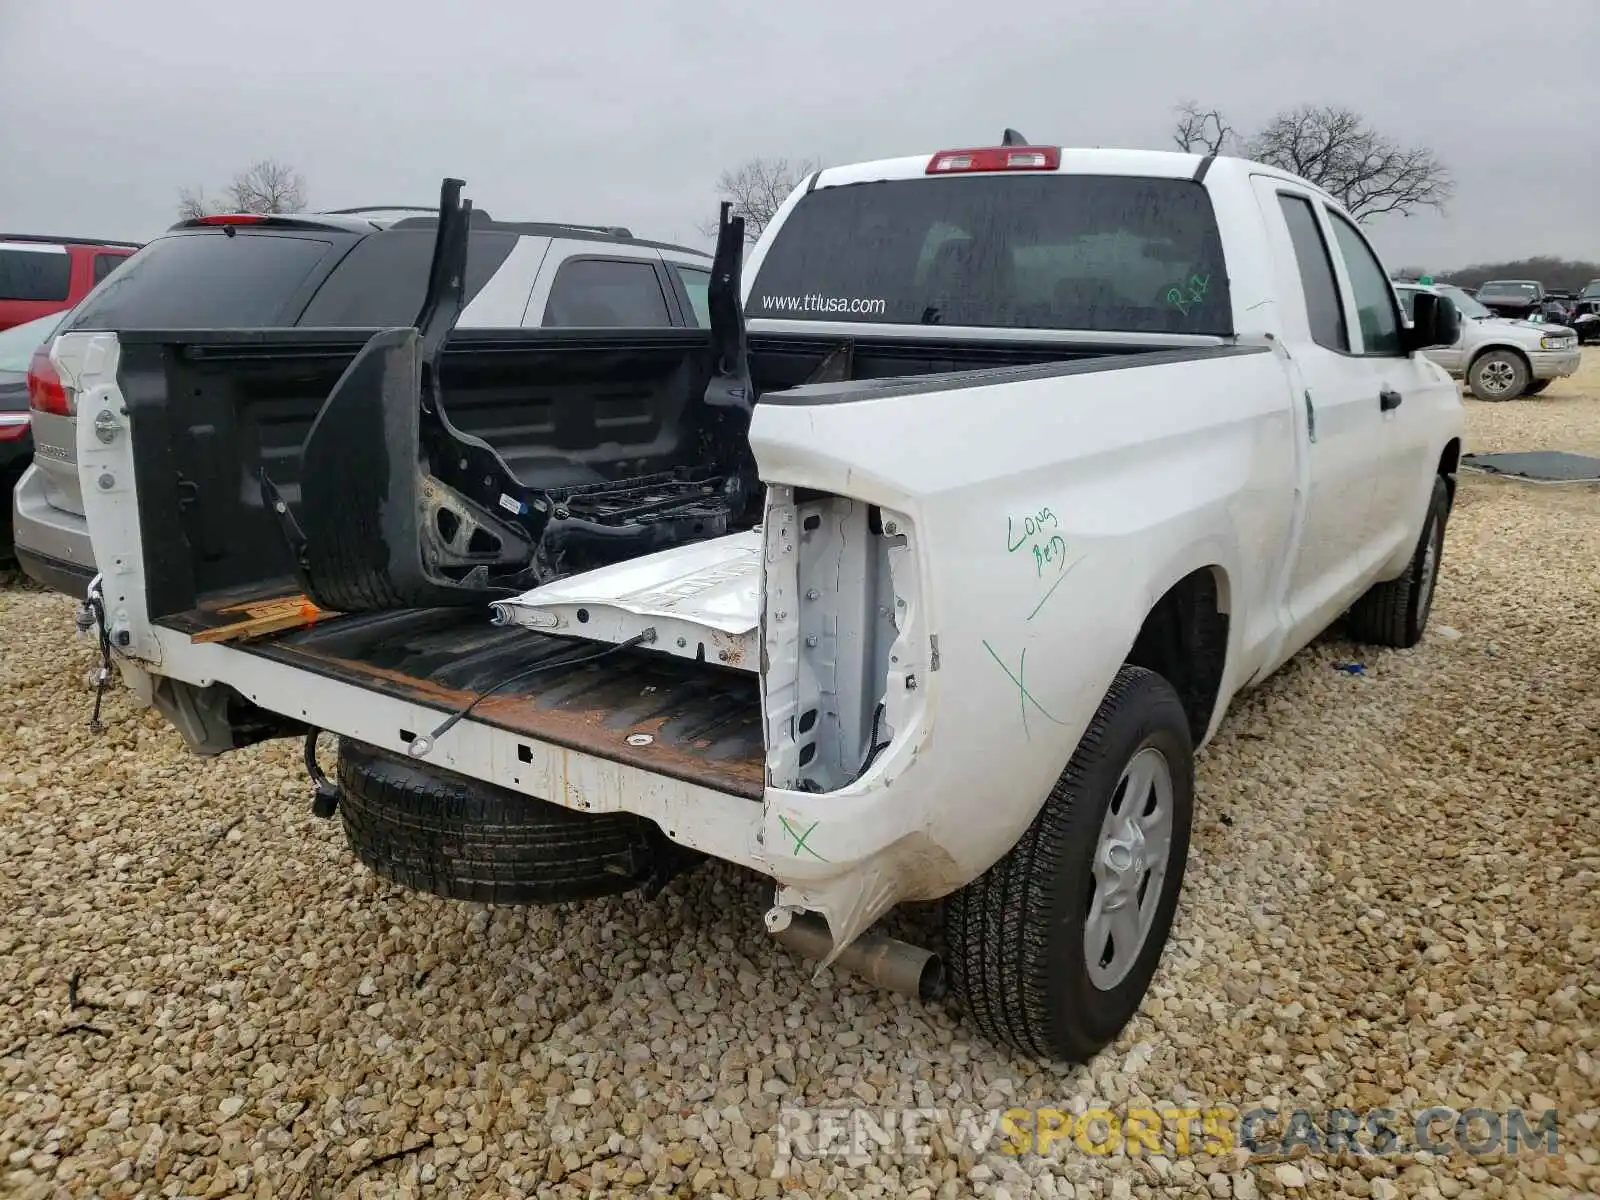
0,235 -> 142,331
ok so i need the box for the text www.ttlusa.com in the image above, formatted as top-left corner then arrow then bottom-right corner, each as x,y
757,294 -> 888,315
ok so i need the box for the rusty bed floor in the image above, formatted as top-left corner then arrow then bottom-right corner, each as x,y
227,607 -> 766,799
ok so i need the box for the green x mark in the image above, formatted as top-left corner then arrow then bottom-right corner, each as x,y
779,815 -> 828,861
983,638 -> 1070,741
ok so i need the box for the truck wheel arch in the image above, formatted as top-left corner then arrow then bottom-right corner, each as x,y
1122,566 -> 1230,746
1468,344 -> 1529,370
1437,437 -> 1461,508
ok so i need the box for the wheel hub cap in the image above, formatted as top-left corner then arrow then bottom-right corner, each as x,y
1482,361 -> 1516,394
1085,746 -> 1174,990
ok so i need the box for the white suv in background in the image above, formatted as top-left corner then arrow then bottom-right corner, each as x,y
1394,280 -> 1580,401
13,206 -> 712,595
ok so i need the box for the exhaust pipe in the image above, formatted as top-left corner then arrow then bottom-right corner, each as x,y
772,912 -> 946,1003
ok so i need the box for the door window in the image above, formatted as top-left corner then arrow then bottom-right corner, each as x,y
297,229 -> 518,326
1275,195 -> 1348,352
674,265 -> 711,327
543,258 -> 672,327
92,253 -> 129,285
0,244 -> 72,301
1325,210 -> 1403,355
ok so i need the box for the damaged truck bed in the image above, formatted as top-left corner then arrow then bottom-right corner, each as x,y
246,608 -> 766,798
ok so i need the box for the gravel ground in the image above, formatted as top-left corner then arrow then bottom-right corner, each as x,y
1462,352 -> 1600,456
2,353 -> 1597,1199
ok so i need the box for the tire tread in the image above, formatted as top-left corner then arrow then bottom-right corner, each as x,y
337,740 -> 659,905
945,665 -> 1193,1062
1346,476 -> 1449,649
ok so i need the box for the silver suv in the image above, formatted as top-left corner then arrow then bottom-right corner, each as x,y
13,208 -> 712,595
1394,281 -> 1580,402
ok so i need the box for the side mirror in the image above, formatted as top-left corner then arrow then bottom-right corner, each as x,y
1402,290 -> 1461,352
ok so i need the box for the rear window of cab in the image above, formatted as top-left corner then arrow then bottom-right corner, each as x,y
747,174 -> 1232,336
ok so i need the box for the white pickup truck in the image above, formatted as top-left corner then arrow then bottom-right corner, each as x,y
60,142 -> 1463,1064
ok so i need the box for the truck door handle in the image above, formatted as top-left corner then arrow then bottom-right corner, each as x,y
1379,387 -> 1403,412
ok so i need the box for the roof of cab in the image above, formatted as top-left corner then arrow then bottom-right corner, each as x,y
806,147 -> 1345,212
811,147 -> 1215,190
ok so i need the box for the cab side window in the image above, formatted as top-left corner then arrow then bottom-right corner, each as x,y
1325,210 -> 1403,355
1276,194 -> 1349,352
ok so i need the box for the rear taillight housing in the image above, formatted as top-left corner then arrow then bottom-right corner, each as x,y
27,347 -> 71,417
926,145 -> 1061,174
189,213 -> 270,225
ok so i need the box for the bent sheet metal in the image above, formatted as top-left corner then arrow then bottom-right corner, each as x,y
492,530 -> 762,672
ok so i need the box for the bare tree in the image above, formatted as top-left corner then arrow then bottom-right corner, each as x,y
225,159 -> 308,214
1171,101 -> 1236,156
700,156 -> 819,244
175,159 -> 308,219
1246,106 -> 1452,221
1170,103 -> 1453,222
176,186 -> 212,220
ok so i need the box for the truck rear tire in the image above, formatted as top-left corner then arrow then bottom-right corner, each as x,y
943,666 -> 1194,1063
336,739 -> 677,904
1345,476 -> 1449,650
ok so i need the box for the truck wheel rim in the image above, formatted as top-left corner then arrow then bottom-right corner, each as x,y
1085,745 -> 1174,991
1416,515 -> 1441,620
1480,359 -> 1517,395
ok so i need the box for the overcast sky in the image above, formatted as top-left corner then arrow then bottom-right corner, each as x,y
2,0 -> 1596,271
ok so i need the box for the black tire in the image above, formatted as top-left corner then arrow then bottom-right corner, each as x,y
1467,349 -> 1529,401
336,739 -> 679,904
944,666 -> 1194,1063
1345,476 -> 1449,649
1522,379 -> 1551,396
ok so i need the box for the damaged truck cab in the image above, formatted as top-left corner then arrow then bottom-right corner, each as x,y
65,142 -> 1463,1063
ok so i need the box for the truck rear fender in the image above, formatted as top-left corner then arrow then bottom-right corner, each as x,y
747,349 -> 1280,949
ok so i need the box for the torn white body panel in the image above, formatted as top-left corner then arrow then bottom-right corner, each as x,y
742,349 -> 1312,952
490,530 -> 763,671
